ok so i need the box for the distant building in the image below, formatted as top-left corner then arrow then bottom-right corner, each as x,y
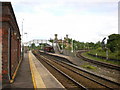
54,34 -> 58,43
0,2 -> 21,86
53,34 -> 72,49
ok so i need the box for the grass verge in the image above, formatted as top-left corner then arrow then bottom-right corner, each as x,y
82,52 -> 120,66
81,64 -> 97,70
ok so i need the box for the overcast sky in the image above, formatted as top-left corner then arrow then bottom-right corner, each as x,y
2,0 -> 119,43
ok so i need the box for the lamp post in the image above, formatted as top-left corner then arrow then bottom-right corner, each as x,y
71,39 -> 73,53
117,44 -> 119,60
24,32 -> 27,46
106,47 -> 108,60
61,38 -> 63,54
21,19 -> 24,58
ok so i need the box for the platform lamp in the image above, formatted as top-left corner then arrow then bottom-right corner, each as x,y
24,32 -> 27,46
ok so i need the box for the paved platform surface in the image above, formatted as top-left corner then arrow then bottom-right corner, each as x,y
47,52 -> 82,66
3,51 -> 65,89
10,53 -> 34,88
29,51 -> 65,88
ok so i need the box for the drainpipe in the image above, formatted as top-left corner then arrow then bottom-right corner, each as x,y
8,28 -> 11,81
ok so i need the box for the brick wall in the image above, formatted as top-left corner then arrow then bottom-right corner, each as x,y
2,21 -> 21,85
2,26 -> 9,84
0,2 -> 21,86
11,27 -> 19,77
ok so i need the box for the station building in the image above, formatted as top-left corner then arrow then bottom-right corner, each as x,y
0,2 -> 21,86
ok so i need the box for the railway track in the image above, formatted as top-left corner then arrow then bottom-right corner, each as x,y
33,50 -> 120,89
76,51 -> 120,71
38,51 -> 120,89
33,51 -> 87,89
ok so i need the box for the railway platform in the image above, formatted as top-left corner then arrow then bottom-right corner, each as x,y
3,51 -> 65,89
29,51 -> 64,88
4,53 -> 34,89
47,52 -> 81,66
3,51 -> 64,90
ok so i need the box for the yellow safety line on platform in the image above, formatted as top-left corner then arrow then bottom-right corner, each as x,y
29,52 -> 46,89
10,57 -> 22,83
29,53 -> 37,89
39,55 -> 65,88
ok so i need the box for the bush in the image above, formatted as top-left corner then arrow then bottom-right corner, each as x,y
96,47 -> 103,52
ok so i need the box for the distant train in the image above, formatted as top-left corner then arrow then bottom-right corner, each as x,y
43,46 -> 55,53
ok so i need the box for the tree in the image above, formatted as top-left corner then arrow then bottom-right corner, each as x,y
30,43 -> 36,49
94,41 -> 101,49
107,34 -> 120,52
68,38 -> 72,44
88,42 -> 95,49
78,42 -> 85,50
49,39 -> 54,43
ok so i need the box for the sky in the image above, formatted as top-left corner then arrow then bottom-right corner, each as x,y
2,0 -> 119,43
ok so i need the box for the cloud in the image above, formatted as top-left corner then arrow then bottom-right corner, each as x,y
16,10 -> 117,42
1,0 -> 118,43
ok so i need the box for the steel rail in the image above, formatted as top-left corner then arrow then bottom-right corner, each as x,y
35,53 -> 87,89
39,51 -> 120,86
53,60 -> 119,89
77,52 -> 120,71
40,54 -> 117,89
61,61 -> 120,86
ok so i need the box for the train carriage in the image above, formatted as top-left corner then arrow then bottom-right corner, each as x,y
43,46 -> 54,53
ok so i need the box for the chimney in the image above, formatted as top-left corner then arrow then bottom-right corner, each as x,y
66,34 -> 68,39
54,34 -> 58,43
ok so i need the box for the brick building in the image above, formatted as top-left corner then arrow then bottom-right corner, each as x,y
0,2 -> 21,86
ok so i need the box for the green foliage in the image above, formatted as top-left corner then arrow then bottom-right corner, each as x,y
68,38 -> 72,44
86,34 -> 120,61
54,34 -> 120,52
72,41 -> 101,50
117,51 -> 120,56
77,42 -> 85,49
96,47 -> 103,52
94,41 -> 101,49
30,43 -> 50,50
88,48 -> 120,60
107,34 -> 120,52
88,42 -> 94,49
49,39 -> 54,43
82,52 -> 120,66
30,43 -> 36,49
63,44 -> 66,49
81,64 -> 96,70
